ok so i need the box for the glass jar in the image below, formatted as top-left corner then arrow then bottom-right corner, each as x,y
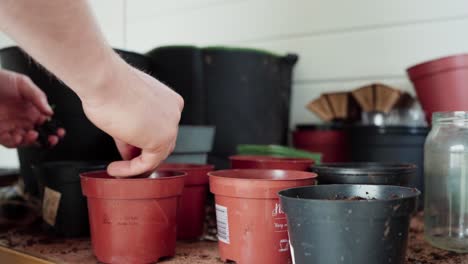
425,111 -> 468,252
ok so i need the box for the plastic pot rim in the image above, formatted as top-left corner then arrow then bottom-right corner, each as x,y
349,125 -> 429,135
407,53 -> 468,81
209,169 -> 317,199
279,184 -> 421,204
209,169 -> 317,181
81,170 -> 186,199
311,162 -> 417,176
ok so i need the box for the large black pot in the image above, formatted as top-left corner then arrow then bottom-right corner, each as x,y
311,162 -> 416,186
32,161 -> 107,237
0,47 -> 153,196
148,46 -> 298,168
349,126 -> 428,196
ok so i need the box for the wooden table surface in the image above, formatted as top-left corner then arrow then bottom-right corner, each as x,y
0,213 -> 467,264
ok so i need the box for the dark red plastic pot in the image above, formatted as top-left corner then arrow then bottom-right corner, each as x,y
209,169 -> 317,264
407,54 -> 468,123
81,171 -> 186,264
230,155 -> 313,171
292,124 -> 350,162
158,163 -> 214,240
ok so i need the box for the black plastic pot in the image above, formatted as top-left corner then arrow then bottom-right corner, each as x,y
311,162 -> 416,186
349,126 -> 428,198
279,184 -> 420,264
0,47 -> 153,196
148,46 -> 298,169
32,161 -> 107,237
147,46 -> 205,125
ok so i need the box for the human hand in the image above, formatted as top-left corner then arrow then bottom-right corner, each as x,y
81,60 -> 183,177
0,70 -> 64,148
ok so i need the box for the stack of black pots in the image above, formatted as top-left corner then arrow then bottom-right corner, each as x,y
349,126 -> 428,198
148,47 -> 298,169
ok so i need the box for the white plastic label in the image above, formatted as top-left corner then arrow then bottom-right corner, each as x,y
215,204 -> 230,244
42,187 -> 61,226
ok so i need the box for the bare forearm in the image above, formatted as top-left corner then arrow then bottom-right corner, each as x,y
0,0 -> 120,101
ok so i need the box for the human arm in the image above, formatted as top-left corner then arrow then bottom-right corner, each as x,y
0,0 -> 184,176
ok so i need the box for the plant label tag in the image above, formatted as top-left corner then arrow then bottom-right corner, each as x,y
43,187 -> 61,226
215,204 -> 230,244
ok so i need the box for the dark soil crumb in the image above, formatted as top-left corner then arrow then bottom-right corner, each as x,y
330,194 -> 376,200
35,118 -> 62,148
348,196 -> 368,200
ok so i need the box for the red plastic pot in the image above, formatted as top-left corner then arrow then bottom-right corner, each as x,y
209,169 -> 317,264
407,54 -> 468,123
230,155 -> 313,171
158,163 -> 214,240
292,125 -> 350,162
81,170 -> 186,264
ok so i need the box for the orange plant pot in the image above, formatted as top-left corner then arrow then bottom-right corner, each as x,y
229,155 -> 313,171
158,163 -> 214,240
209,169 -> 317,264
81,170 -> 186,264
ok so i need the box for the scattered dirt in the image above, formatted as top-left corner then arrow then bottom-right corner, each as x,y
0,211 -> 467,263
330,194 -> 377,200
406,212 -> 468,264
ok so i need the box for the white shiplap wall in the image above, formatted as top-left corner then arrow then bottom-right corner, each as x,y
1,0 -> 467,167
125,0 -> 468,126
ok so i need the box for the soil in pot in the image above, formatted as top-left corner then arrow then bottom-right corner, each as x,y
158,163 -> 214,240
279,184 -> 420,264
81,170 -> 186,264
229,155 -> 313,171
209,169 -> 317,264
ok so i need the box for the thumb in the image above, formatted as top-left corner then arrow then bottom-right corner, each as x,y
107,150 -> 165,177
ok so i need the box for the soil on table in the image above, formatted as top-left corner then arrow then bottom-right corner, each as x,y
0,213 -> 467,263
406,212 -> 468,264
